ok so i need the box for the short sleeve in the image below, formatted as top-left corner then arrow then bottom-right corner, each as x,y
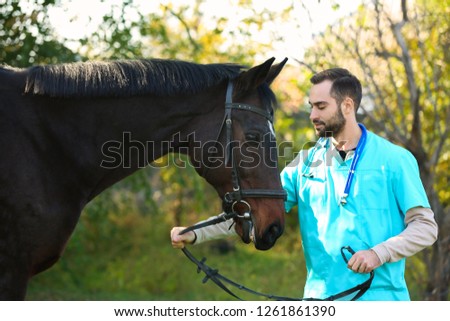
280,154 -> 300,213
392,149 -> 430,213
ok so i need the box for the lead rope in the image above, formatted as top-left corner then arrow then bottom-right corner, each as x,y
179,237 -> 374,301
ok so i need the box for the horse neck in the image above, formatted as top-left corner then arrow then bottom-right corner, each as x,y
42,90 -> 223,201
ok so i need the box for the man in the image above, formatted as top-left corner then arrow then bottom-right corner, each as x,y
171,68 -> 438,300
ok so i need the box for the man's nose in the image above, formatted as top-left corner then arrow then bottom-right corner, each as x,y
310,107 -> 318,121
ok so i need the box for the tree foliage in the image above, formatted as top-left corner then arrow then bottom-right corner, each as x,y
0,0 -> 78,66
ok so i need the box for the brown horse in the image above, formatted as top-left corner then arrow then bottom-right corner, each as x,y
0,57 -> 287,300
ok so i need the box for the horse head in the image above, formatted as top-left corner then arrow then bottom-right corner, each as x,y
189,58 -> 288,250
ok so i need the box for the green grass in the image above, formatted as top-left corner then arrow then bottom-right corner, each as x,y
26,215 -> 306,301
25,198 -> 432,301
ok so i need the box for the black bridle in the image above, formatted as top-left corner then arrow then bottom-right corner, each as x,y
183,80 -> 286,236
178,80 -> 374,301
222,81 -> 287,212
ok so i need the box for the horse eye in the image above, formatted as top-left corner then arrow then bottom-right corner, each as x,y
245,132 -> 261,143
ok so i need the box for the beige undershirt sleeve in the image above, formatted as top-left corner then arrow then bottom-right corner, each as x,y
371,207 -> 438,264
192,207 -> 439,265
193,213 -> 237,245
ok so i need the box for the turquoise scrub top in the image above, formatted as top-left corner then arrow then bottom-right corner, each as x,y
281,126 -> 430,300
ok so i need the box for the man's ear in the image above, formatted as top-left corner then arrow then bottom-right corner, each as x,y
342,97 -> 355,116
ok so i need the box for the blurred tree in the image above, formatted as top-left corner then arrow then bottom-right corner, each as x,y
0,0 -> 78,66
296,0 -> 449,300
79,0 -> 291,65
139,0 -> 280,64
72,0 -> 146,59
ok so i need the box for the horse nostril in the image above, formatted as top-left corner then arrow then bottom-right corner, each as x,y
268,224 -> 282,241
257,222 -> 283,250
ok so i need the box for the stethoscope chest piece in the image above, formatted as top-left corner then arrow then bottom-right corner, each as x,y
339,194 -> 348,206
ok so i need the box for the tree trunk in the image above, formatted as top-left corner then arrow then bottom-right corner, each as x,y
424,188 -> 450,300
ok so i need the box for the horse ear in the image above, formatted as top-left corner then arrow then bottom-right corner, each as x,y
235,57 -> 276,92
265,57 -> 288,85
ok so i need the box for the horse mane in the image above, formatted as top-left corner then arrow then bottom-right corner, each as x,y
23,59 -> 245,98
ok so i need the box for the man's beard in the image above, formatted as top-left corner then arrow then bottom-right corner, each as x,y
314,107 -> 346,138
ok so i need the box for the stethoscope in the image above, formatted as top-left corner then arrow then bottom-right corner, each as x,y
301,123 -> 368,206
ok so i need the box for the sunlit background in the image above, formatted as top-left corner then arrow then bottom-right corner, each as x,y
45,0 -> 362,59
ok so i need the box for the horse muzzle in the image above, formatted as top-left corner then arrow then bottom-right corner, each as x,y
253,220 -> 283,250
235,211 -> 283,250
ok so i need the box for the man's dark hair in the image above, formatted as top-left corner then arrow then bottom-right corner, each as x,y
310,68 -> 362,113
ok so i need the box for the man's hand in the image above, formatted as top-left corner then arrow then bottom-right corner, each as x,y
347,249 -> 382,273
170,227 -> 196,249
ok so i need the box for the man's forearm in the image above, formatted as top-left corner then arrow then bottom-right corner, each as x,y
372,207 -> 438,263
193,214 -> 237,244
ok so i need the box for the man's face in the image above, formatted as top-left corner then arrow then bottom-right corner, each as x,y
308,80 -> 346,137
